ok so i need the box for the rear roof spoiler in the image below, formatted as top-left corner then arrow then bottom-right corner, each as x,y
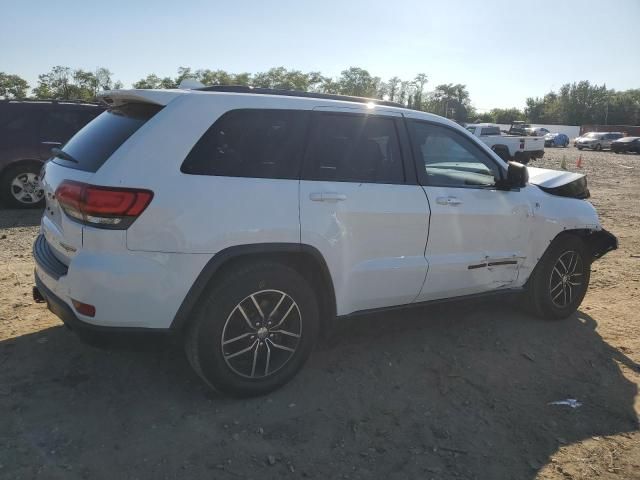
97,89 -> 186,107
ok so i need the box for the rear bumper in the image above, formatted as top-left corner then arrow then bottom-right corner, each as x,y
32,233 -> 210,330
34,273 -> 171,341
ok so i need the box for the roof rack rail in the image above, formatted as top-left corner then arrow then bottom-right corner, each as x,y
0,98 -> 101,106
196,85 -> 404,108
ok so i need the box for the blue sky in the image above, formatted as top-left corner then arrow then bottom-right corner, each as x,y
2,0 -> 639,110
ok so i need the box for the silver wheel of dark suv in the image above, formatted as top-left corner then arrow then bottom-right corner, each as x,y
1,163 -> 45,208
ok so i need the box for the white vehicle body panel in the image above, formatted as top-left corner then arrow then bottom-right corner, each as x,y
300,179 -> 430,314
415,185 -> 532,301
35,89 -> 607,330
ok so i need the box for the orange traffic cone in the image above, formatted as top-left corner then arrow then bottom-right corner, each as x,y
576,155 -> 583,168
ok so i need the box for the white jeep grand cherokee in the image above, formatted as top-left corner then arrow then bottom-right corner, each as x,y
33,86 -> 617,396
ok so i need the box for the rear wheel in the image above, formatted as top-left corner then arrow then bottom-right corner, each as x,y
525,235 -> 591,320
491,146 -> 511,162
185,262 -> 320,397
0,163 -> 45,208
513,151 -> 530,164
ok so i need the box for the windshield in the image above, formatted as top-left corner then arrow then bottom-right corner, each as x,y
584,132 -> 602,139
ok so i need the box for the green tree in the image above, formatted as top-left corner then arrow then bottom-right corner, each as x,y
133,73 -> 178,89
426,83 -> 471,122
523,81 -> 640,125
334,67 -> 382,98
385,76 -> 401,102
0,73 -> 29,99
488,107 -> 525,124
251,67 -> 327,91
411,73 -> 428,109
33,66 -> 117,100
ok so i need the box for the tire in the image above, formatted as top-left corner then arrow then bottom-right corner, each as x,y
492,146 -> 510,162
577,146 -> 583,150
524,235 -> 591,320
513,151 -> 529,165
185,261 -> 320,397
0,162 -> 45,209
595,144 -> 602,151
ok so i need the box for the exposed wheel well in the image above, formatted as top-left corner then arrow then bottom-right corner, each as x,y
491,144 -> 511,161
560,228 -> 617,260
171,245 -> 337,337
538,229 -> 617,266
0,158 -> 43,179
523,228 -> 614,291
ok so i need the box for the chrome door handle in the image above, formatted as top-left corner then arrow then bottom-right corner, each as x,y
310,192 -> 347,202
435,196 -> 462,206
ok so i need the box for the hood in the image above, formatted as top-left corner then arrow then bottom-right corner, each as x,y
527,166 -> 589,199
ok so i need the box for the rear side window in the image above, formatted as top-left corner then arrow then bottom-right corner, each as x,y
480,127 -> 501,136
302,113 -> 405,184
53,103 -> 162,172
181,109 -> 309,179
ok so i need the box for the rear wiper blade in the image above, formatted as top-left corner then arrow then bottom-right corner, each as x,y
51,147 -> 79,164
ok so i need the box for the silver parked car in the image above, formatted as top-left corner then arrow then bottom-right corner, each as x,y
575,132 -> 623,151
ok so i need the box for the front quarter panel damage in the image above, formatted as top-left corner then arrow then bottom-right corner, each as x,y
515,184 -> 617,287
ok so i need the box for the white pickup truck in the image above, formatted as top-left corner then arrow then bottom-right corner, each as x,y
466,123 -> 545,164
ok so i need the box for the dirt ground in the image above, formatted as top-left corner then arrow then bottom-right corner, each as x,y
0,147 -> 638,480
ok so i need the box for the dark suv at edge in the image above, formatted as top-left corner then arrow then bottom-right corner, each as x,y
0,100 -> 104,208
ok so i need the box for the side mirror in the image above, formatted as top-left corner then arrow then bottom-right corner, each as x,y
506,161 -> 528,188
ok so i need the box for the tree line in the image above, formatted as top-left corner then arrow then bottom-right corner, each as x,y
1,66 -> 638,126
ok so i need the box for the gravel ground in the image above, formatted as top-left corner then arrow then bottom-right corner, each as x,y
0,147 -> 638,479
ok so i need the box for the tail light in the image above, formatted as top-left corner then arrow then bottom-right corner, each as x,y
55,181 -> 153,229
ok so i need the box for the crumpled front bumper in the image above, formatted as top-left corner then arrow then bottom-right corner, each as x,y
589,229 -> 618,260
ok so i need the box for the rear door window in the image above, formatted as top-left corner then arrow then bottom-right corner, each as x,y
181,109 -> 309,179
302,113 -> 405,184
53,103 -> 162,172
480,127 -> 501,136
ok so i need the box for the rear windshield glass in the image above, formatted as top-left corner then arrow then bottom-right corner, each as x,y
52,103 -> 162,172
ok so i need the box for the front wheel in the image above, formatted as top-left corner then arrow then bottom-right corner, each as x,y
595,144 -> 602,151
185,262 -> 319,397
525,235 -> 591,320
